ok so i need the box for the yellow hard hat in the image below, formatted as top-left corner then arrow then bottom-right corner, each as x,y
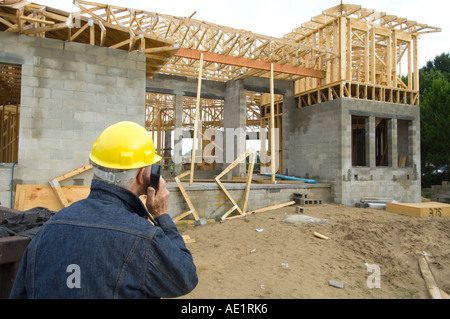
89,121 -> 162,169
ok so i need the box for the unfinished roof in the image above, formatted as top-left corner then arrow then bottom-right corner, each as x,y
284,3 -> 441,42
0,1 -> 441,84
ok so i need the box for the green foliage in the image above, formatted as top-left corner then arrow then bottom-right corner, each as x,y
420,52 -> 450,187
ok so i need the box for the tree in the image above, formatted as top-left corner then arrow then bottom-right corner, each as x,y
419,53 -> 450,186
421,75 -> 450,168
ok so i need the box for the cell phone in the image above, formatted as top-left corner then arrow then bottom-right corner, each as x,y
149,164 -> 161,194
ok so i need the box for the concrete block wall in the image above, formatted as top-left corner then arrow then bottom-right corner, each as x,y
285,97 -> 422,206
285,99 -> 343,181
339,98 -> 421,205
0,32 -> 146,208
430,182 -> 450,203
166,182 -> 332,220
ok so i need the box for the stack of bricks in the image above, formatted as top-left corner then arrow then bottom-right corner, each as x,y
293,192 -> 323,206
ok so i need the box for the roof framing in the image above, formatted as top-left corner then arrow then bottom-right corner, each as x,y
284,3 -> 441,42
72,0 -> 327,81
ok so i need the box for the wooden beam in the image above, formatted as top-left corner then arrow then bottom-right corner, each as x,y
175,47 -> 324,78
189,53 -> 203,186
418,252 -> 443,299
172,171 -> 200,223
242,151 -> 255,214
270,63 -> 276,183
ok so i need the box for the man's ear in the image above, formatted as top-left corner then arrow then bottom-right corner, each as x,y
136,167 -> 146,185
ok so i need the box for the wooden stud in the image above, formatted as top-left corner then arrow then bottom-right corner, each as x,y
190,53 -> 203,186
270,63 -> 276,183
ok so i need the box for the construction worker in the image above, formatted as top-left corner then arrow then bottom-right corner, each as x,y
9,121 -> 198,299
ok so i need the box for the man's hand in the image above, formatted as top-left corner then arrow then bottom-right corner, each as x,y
146,176 -> 170,218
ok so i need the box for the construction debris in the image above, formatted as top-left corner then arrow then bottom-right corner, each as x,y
313,232 -> 330,240
328,280 -> 344,289
293,193 -> 323,206
418,251 -> 443,299
282,215 -> 330,225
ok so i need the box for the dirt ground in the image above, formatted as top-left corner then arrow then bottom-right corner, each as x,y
178,203 -> 450,299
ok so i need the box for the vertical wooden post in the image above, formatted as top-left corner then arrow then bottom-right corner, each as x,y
346,18 -> 352,81
408,40 -> 413,90
413,35 -> 419,93
89,19 -> 95,45
339,17 -> 347,81
270,63 -> 275,183
387,33 -> 393,88
370,27 -> 376,85
190,53 -> 203,185
392,31 -> 397,88
364,30 -> 370,84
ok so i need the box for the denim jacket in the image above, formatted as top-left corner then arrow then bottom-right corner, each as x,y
9,179 -> 198,299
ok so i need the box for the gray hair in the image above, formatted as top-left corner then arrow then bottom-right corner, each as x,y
90,160 -> 140,190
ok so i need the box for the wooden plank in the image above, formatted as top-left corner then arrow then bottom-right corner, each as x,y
270,63 -> 276,183
386,202 -> 450,218
174,48 -> 324,79
53,164 -> 93,182
418,252 -> 443,299
226,200 -> 296,220
313,232 -> 329,240
189,53 -> 203,186
216,178 -> 243,215
14,185 -> 90,212
172,171 -> 200,222
49,180 -> 69,207
247,200 -> 296,215
242,151 -> 255,214
182,235 -> 196,244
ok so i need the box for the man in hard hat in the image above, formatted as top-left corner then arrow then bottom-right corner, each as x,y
10,121 -> 198,299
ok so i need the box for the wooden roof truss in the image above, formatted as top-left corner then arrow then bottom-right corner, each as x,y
72,0 -> 327,81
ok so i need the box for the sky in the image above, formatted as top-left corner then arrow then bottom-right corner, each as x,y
34,0 -> 449,68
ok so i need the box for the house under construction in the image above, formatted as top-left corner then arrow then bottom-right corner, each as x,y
0,1 -> 441,218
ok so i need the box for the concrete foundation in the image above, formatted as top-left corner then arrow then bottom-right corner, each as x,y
166,180 -> 332,220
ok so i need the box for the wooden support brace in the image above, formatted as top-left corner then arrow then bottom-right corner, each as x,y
242,151 -> 255,214
172,171 -> 200,223
247,200 -> 296,215
48,164 -> 93,208
190,53 -> 204,185
216,148 -> 253,180
269,63 -> 276,183
216,148 -> 256,220
49,180 -> 69,207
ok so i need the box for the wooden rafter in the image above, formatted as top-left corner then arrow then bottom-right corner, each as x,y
0,1 -> 176,78
72,0 -> 326,81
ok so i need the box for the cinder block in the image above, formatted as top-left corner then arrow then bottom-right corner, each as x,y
295,206 -> 304,213
299,198 -> 322,205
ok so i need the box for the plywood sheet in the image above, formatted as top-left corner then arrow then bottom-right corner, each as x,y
14,185 -> 90,212
386,202 -> 450,217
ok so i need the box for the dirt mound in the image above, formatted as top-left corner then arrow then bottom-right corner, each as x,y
179,204 -> 450,299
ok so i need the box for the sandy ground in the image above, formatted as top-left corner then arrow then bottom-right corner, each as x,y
178,203 -> 450,299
